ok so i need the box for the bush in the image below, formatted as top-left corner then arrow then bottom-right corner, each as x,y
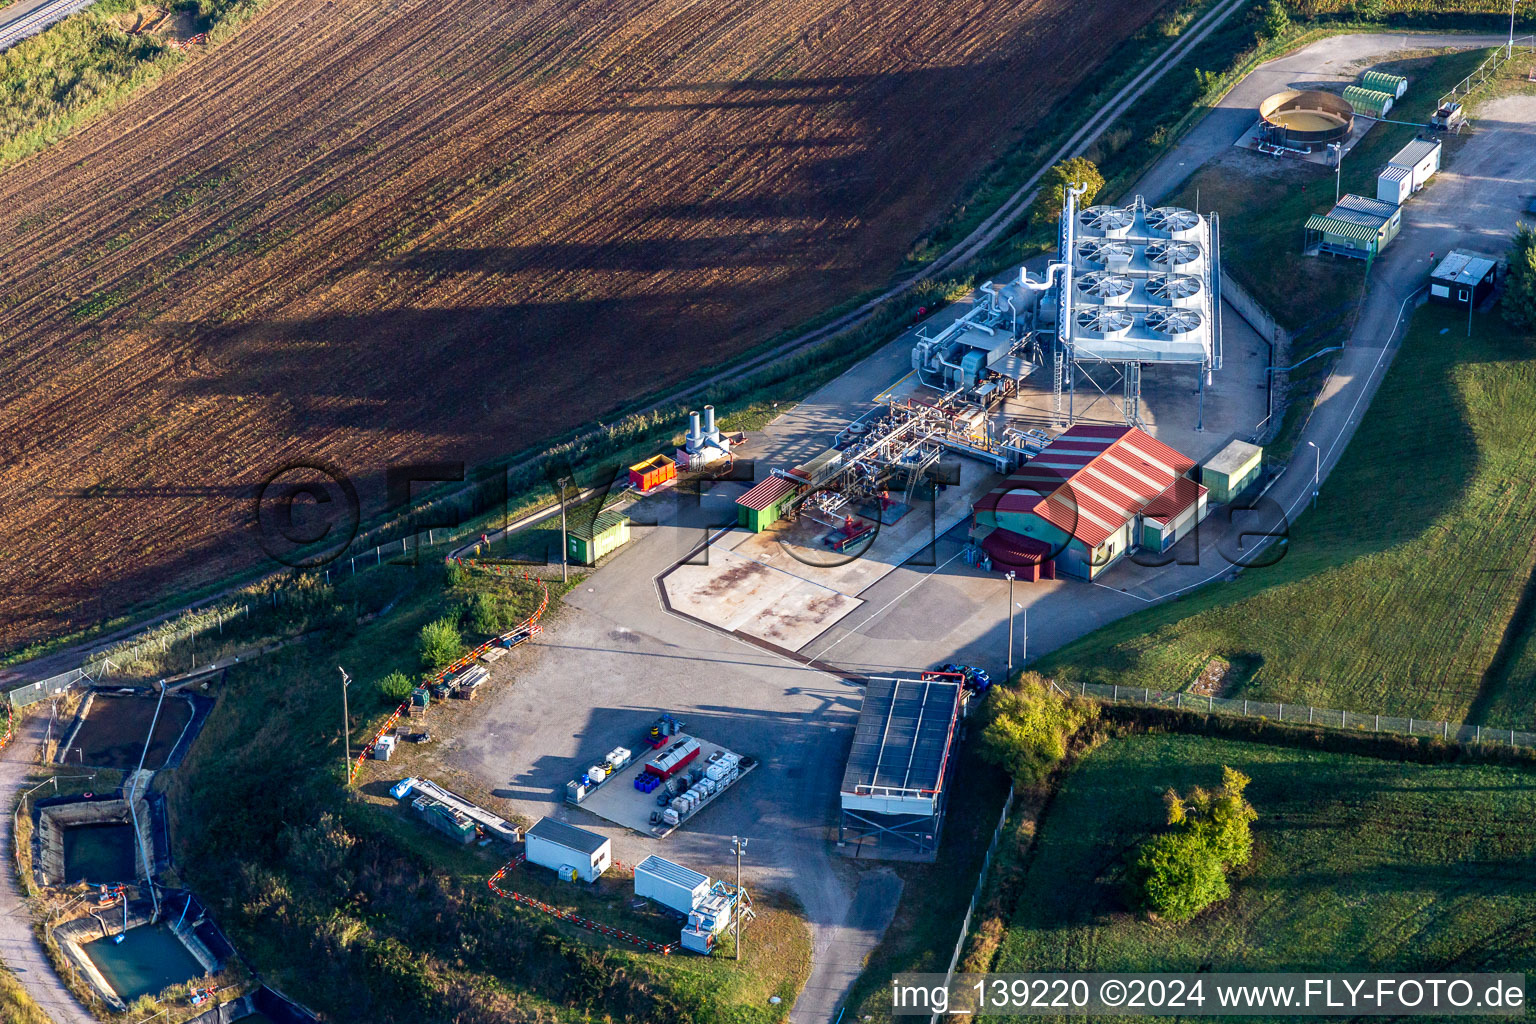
417,617 -> 463,670
1028,157 -> 1105,228
1502,224 -> 1536,333
462,591 -> 506,635
376,671 -> 413,705
977,672 -> 1099,786
1130,832 -> 1229,922
443,560 -> 466,588
1128,766 -> 1257,921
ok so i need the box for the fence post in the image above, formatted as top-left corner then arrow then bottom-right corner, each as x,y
1144,687 -> 1149,703
1113,684 -> 1118,702
1176,693 -> 1182,710
1243,700 -> 1248,715
1408,717 -> 1412,736
1477,725 -> 1482,743
1443,721 -> 1448,741
1309,706 -> 1313,725
1209,695 -> 1213,712
1374,714 -> 1379,732
1278,703 -> 1283,722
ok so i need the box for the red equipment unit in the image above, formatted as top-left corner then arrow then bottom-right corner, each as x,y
645,737 -> 701,779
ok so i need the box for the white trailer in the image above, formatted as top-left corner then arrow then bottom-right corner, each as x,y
634,856 -> 711,914
524,818 -> 611,882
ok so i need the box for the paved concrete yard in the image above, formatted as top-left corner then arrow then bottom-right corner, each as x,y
573,735 -> 750,836
661,458 -> 992,652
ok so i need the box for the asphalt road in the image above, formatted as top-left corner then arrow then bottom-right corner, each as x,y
0,713 -> 95,1024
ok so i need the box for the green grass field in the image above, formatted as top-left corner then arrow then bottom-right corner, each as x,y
1037,303 -> 1536,728
987,733 -> 1536,1019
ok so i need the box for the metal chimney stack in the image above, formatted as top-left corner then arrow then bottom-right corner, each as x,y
703,405 -> 718,439
687,411 -> 703,448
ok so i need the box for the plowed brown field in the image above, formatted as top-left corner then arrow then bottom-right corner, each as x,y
0,0 -> 1168,650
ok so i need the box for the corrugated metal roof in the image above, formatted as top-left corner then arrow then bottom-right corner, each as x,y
1142,477 -> 1207,525
840,677 -> 961,797
736,475 -> 796,511
569,509 -> 628,540
1306,214 -> 1379,242
974,425 -> 1198,548
1387,138 -> 1440,168
527,817 -> 608,855
1378,165 -> 1410,183
636,855 -> 709,891
1343,85 -> 1392,113
1431,249 -> 1498,287
1361,70 -> 1406,89
1336,193 -> 1398,219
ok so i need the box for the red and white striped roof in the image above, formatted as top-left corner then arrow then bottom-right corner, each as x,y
974,425 -> 1198,548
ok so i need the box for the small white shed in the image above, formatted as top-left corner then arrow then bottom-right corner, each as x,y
1376,165 -> 1411,205
634,855 -> 711,914
524,818 -> 611,882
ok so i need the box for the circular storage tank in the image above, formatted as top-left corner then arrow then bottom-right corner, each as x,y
1259,89 -> 1353,147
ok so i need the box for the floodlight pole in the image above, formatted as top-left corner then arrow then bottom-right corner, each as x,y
731,835 -> 748,961
1510,0 -> 1517,60
559,478 -> 570,584
1005,571 -> 1017,677
1306,441 -> 1320,508
339,667 -> 353,780
130,681 -> 167,917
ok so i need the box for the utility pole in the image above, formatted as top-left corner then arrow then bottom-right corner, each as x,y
339,667 -> 353,781
1005,571 -> 1016,677
1510,0 -> 1517,60
731,835 -> 748,961
559,477 -> 570,584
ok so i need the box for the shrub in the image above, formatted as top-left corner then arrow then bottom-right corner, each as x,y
1028,157 -> 1105,228
443,560 -> 466,588
1502,223 -> 1536,333
417,617 -> 463,670
977,672 -> 1099,786
462,591 -> 505,635
376,671 -> 412,705
1130,832 -> 1228,922
1129,766 -> 1257,921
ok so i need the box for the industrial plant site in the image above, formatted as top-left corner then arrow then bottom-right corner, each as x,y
2,1 -> 1536,1023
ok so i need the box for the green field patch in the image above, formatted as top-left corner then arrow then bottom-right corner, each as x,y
989,733 -> 1536,992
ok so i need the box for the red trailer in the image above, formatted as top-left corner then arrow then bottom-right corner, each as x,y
645,737 -> 701,779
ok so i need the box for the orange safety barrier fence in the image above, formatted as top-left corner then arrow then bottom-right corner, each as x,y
348,574 -> 548,784
487,854 -> 679,955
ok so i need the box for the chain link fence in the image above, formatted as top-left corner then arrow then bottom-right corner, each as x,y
1053,680 -> 1536,750
8,603 -> 249,710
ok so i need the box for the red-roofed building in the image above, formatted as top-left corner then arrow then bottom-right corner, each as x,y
972,425 -> 1207,579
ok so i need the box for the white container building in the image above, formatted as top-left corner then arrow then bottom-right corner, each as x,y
524,818 -> 611,882
634,856 -> 711,915
1377,138 -> 1441,205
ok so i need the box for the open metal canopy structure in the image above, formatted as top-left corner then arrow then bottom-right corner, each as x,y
838,675 -> 964,859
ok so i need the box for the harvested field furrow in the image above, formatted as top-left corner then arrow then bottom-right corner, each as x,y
0,0 -> 1173,646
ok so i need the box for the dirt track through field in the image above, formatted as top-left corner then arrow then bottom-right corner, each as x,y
0,0 -> 1170,648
